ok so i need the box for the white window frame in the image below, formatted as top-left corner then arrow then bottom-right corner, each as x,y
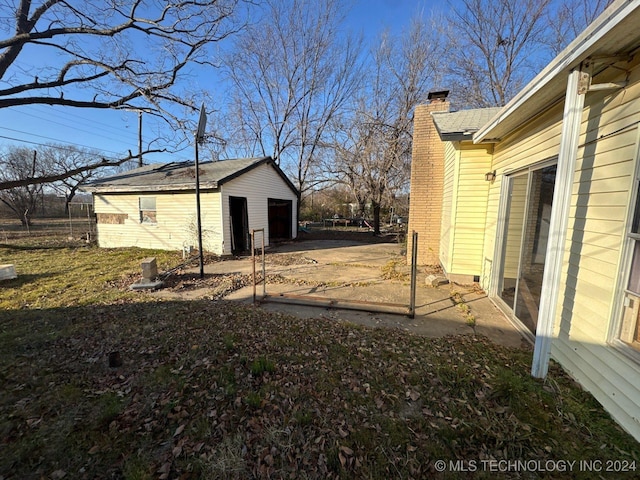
490,157 -> 558,327
608,126 -> 640,363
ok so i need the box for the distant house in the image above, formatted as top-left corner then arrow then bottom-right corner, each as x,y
408,0 -> 640,441
82,157 -> 298,255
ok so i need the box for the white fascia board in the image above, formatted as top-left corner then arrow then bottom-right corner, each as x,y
474,0 -> 640,144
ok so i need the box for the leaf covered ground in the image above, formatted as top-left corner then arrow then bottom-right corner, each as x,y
0,243 -> 639,479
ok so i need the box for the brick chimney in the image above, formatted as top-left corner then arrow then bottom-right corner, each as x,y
407,91 -> 450,266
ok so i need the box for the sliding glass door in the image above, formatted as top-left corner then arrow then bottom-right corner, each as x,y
497,163 -> 557,334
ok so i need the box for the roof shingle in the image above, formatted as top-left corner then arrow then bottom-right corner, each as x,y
81,157 -> 291,193
431,107 -> 501,141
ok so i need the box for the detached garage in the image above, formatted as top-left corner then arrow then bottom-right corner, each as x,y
82,156 -> 299,255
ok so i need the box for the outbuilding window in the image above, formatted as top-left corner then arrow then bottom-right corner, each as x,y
139,197 -> 157,224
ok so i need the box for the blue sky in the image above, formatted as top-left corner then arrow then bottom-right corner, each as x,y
0,0 -> 436,166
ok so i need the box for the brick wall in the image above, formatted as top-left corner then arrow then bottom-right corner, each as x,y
407,99 -> 450,266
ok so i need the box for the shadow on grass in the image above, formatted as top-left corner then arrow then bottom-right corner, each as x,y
0,272 -> 57,288
0,243 -> 85,251
0,300 -> 638,480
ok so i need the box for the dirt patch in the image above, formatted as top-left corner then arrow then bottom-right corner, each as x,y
152,272 -> 249,300
265,253 -> 318,266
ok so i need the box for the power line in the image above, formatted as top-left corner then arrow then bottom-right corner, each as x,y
0,133 -> 123,159
0,126 -> 125,155
11,108 -> 139,145
20,105 -> 141,141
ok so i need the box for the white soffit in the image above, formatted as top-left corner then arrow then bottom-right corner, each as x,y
474,0 -> 640,144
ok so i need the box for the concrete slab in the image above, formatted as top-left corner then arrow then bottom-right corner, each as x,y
0,264 -> 17,281
158,239 -> 527,349
130,279 -> 164,290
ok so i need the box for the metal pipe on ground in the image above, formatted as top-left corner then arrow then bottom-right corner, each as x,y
409,231 -> 418,318
251,229 -> 265,304
258,231 -> 418,318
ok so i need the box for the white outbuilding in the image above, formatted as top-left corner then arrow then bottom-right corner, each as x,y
82,156 -> 298,255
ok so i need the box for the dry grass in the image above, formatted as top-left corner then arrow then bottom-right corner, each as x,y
0,234 -> 638,479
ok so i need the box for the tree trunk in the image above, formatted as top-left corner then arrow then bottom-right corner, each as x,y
372,201 -> 381,235
22,209 -> 32,227
357,198 -> 366,218
64,187 -> 78,215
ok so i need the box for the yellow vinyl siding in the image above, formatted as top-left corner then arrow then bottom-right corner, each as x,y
482,62 -> 640,440
550,343 -> 640,442
481,103 -> 566,287
94,191 -> 223,253
554,122 -> 636,343
439,142 -> 492,278
439,142 -> 457,272
451,144 -> 492,274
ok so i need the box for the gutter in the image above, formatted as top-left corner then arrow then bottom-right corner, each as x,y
474,0 -> 640,143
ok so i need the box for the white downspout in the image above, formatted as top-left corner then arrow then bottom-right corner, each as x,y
531,66 -> 587,378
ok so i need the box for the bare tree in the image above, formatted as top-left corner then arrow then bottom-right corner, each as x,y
441,0 -> 552,108
544,0 -> 613,56
39,145 -> 103,213
0,149 -> 158,190
223,0 -> 363,196
329,117 -> 373,219
0,0 -> 243,187
441,0 -> 613,108
331,19 -> 440,234
0,147 -> 44,225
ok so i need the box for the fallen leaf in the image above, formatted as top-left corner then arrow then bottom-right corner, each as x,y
173,424 -> 185,437
339,445 -> 354,456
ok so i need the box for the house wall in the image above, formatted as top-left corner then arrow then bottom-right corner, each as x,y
440,142 -> 457,274
441,142 -> 493,282
220,162 -> 298,255
482,61 -> 640,440
93,190 -> 224,253
482,105 -> 565,284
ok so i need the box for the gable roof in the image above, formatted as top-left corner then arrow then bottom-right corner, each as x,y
432,107 -> 502,141
82,156 -> 298,196
474,0 -> 640,143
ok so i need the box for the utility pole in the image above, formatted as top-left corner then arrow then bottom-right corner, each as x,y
194,103 -> 207,279
138,111 -> 143,168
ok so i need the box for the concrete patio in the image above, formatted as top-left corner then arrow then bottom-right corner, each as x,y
163,238 -> 527,349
